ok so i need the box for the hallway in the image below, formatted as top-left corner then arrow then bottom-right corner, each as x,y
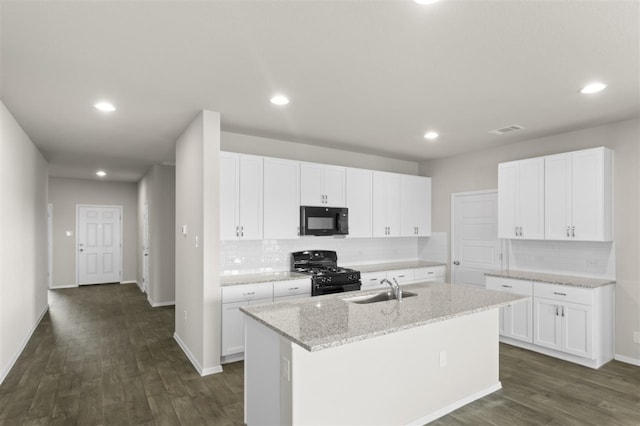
0,284 -> 243,425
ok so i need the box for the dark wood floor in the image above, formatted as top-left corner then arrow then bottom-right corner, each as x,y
0,283 -> 638,425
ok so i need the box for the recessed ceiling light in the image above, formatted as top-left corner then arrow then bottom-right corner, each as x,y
94,101 -> 116,112
414,0 -> 441,4
424,131 -> 439,140
580,82 -> 607,94
96,170 -> 107,177
270,95 -> 290,105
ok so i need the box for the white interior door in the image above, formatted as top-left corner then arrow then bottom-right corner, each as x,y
77,205 -> 122,285
451,191 -> 502,287
142,201 -> 150,292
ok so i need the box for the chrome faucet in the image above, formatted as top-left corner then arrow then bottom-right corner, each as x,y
381,278 -> 402,301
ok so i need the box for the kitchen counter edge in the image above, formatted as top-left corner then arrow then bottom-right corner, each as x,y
485,270 -> 615,289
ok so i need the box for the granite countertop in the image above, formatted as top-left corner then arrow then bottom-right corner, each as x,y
220,271 -> 308,287
348,260 -> 446,273
485,270 -> 615,289
240,283 -> 525,352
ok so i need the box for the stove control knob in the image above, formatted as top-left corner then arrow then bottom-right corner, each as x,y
326,276 -> 332,283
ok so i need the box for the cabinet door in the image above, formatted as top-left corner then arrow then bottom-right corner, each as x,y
324,165 -> 346,207
400,175 -> 431,237
571,148 -> 604,241
372,172 -> 388,237
545,153 -> 572,240
220,153 -> 240,240
498,161 -> 518,238
508,299 -> 533,343
534,298 -> 562,351
264,158 -> 300,239
386,173 -> 402,237
239,155 -> 263,240
300,162 -> 324,206
221,300 -> 248,356
562,301 -> 593,358
346,168 -> 373,238
518,157 -> 545,239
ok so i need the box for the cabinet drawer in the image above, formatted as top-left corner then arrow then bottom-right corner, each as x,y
222,283 -> 273,303
360,272 -> 387,289
535,282 -> 592,305
486,277 -> 533,296
414,266 -> 445,282
386,269 -> 414,284
273,278 -> 311,298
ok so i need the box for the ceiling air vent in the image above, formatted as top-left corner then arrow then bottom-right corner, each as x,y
489,125 -> 525,135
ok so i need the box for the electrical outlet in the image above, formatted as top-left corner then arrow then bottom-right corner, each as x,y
184,310 -> 187,323
633,331 -> 640,344
439,350 -> 447,368
281,357 -> 291,382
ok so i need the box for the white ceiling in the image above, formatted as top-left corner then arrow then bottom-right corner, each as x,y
1,0 -> 638,182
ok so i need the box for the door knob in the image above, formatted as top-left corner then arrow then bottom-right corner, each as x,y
453,261 -> 460,265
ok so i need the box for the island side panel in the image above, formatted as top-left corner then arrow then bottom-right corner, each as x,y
244,316 -> 282,425
290,309 -> 501,426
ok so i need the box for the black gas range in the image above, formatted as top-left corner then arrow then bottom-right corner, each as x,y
291,250 -> 361,296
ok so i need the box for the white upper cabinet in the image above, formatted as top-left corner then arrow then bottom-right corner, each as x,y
372,172 -> 401,237
545,147 -> 613,241
300,162 -> 346,207
264,157 -> 300,239
400,175 -> 431,237
346,167 -> 373,238
220,152 -> 263,240
498,157 -> 545,239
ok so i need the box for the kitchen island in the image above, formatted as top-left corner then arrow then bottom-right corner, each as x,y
240,282 -> 526,426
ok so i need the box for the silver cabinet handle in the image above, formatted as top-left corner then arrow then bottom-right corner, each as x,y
567,226 -> 570,237
428,272 -> 434,275
502,284 -> 512,288
561,306 -> 565,317
519,227 -> 523,236
240,225 -> 244,237
243,291 -> 255,296
369,278 -> 378,281
553,292 -> 567,296
515,226 -> 518,236
398,275 -> 405,278
453,261 -> 460,265
236,226 -> 239,237
288,287 -> 299,291
555,305 -> 559,316
571,226 -> 575,238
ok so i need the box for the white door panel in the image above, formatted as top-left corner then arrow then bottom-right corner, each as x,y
452,191 -> 502,287
78,205 -> 122,285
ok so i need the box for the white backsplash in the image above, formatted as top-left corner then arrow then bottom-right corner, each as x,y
418,232 -> 448,263
221,236 -> 446,275
508,240 -> 615,279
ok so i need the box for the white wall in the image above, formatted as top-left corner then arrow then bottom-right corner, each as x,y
420,118 -> 640,362
175,110 -> 221,375
48,177 -> 138,287
0,101 -> 48,384
137,165 -> 176,306
221,131 -> 419,175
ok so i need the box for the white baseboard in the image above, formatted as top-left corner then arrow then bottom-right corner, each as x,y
173,332 -> 223,377
221,352 -> 244,364
0,304 -> 49,385
50,284 -> 78,289
120,280 -> 137,285
407,382 -> 502,426
614,354 -> 640,366
147,296 -> 175,307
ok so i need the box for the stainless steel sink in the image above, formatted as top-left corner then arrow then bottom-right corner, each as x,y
344,290 -> 417,304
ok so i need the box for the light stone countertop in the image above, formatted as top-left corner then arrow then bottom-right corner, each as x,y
485,270 -> 615,289
347,260 -> 446,273
240,282 -> 526,352
220,271 -> 308,287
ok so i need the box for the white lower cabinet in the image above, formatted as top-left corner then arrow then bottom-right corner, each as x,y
360,272 -> 388,290
360,266 -> 447,291
534,285 -> 593,359
486,277 -> 533,343
221,279 -> 311,360
414,266 -> 446,283
486,276 -> 613,369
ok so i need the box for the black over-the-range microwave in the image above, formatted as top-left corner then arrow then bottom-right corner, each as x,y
299,206 -> 348,236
